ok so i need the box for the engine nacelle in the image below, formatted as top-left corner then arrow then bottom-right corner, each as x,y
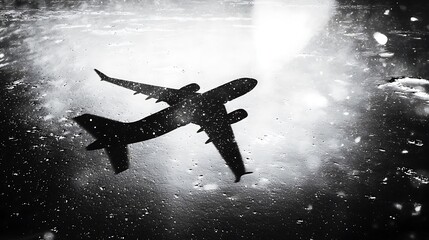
180,83 -> 200,92
228,109 -> 248,124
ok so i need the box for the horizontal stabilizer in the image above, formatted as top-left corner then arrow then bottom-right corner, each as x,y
73,114 -> 130,174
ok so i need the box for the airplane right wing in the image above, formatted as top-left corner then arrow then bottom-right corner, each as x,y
195,107 -> 252,182
105,144 -> 129,174
94,69 -> 200,105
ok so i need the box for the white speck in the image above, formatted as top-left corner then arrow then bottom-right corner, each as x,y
410,17 -> 418,22
343,112 -> 349,116
412,203 -> 422,216
401,150 -> 408,154
227,195 -> 239,201
367,195 -> 376,200
384,9 -> 390,15
394,203 -> 403,210
415,140 -> 424,147
379,148 -> 386,152
337,191 -> 346,198
373,32 -> 388,45
203,183 -> 218,191
305,204 -> 313,211
379,52 -> 394,58
296,219 -> 304,224
43,232 -> 55,240
354,136 -> 361,143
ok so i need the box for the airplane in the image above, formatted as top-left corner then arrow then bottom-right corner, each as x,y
73,69 -> 257,182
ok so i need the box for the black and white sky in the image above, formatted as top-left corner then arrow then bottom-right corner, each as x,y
1,0 -> 429,239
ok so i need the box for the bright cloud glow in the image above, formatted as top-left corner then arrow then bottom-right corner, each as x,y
302,91 -> 329,108
253,0 -> 334,71
203,183 -> 219,191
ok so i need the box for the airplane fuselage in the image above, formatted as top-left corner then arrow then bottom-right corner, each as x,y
95,78 -> 257,148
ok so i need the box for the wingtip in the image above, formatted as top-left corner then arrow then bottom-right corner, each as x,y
234,171 -> 253,183
94,69 -> 108,81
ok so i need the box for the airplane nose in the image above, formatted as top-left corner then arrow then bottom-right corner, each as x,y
246,78 -> 258,90
232,78 -> 258,92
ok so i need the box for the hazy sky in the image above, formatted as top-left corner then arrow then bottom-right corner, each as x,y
22,0 -> 371,191
4,0 -> 429,239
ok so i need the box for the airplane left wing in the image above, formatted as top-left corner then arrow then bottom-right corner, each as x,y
94,69 -> 199,105
196,107 -> 252,182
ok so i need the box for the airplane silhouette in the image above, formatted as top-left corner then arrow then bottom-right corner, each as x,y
73,69 -> 257,182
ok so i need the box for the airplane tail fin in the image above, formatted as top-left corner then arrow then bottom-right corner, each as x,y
94,69 -> 110,81
73,114 -> 130,174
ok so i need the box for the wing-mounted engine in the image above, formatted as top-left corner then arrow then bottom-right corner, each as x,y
144,91 -> 167,103
228,109 -> 248,124
180,83 -> 200,93
141,83 -> 200,105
